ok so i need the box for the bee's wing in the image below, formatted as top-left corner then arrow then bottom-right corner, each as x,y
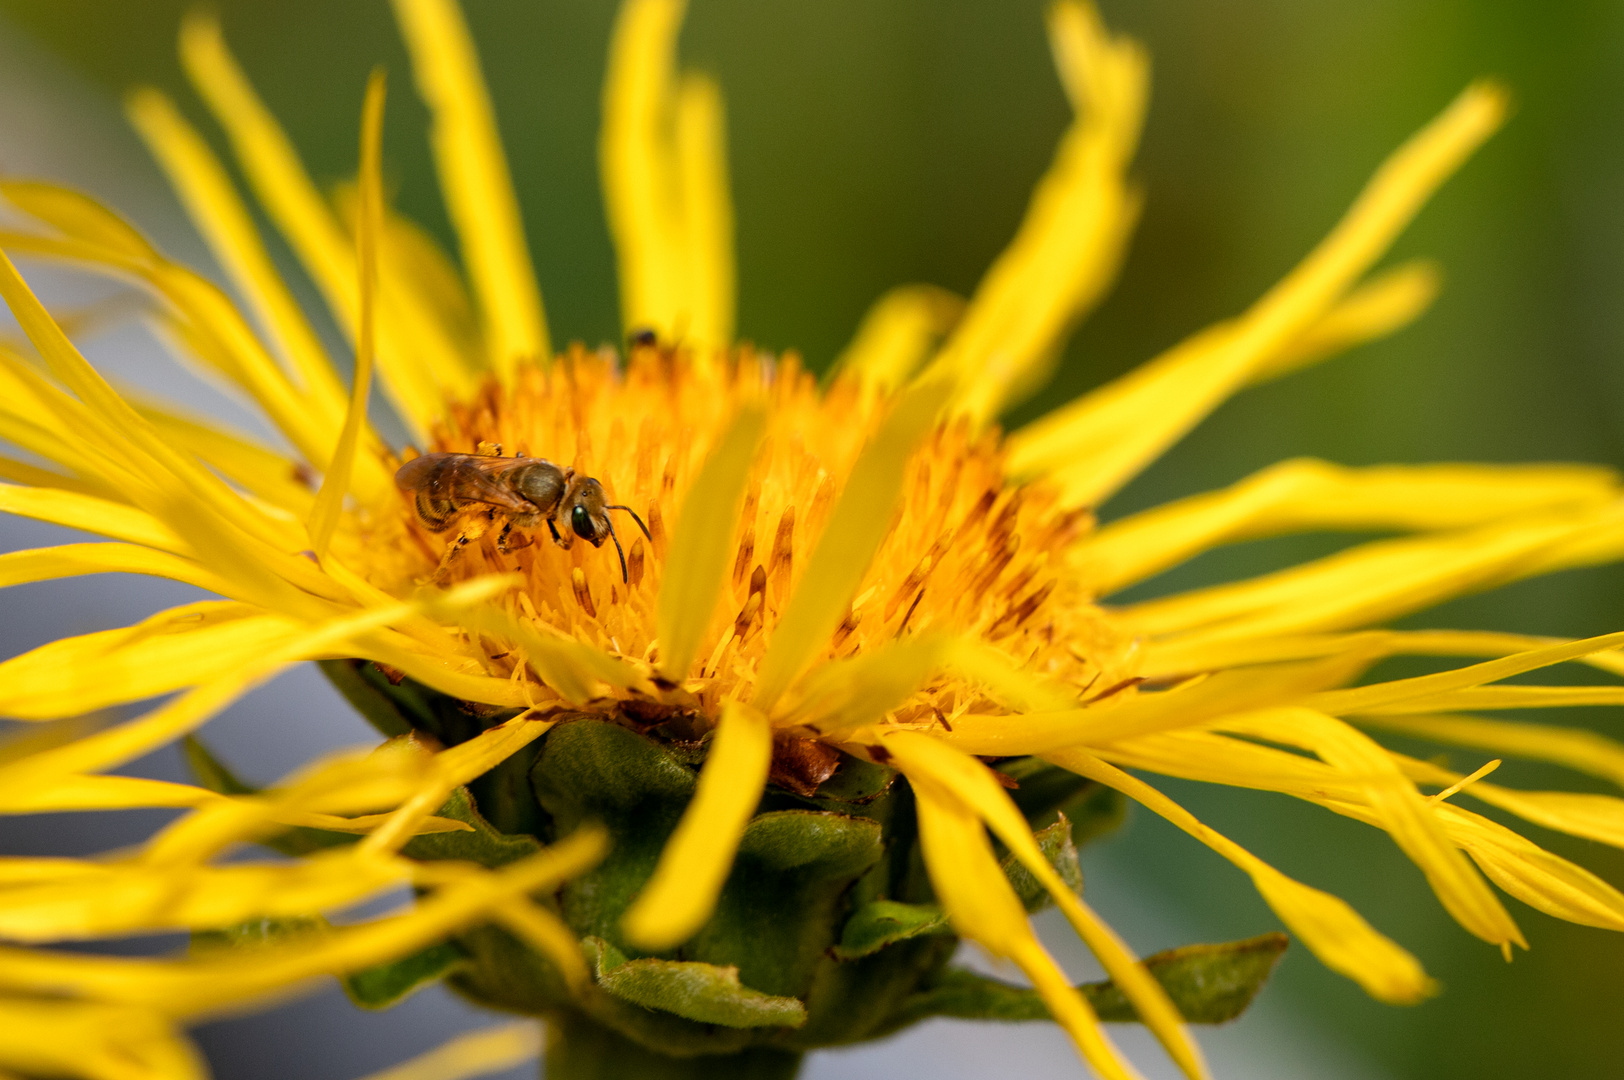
399,454 -> 536,513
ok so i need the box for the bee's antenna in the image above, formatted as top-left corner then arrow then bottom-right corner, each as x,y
606,517 -> 629,584
606,505 -> 652,541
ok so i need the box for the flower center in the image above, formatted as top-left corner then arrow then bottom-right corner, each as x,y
367,345 -> 1136,728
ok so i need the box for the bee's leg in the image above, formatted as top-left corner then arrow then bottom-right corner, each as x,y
434,514 -> 491,579
546,517 -> 563,545
495,519 -> 513,554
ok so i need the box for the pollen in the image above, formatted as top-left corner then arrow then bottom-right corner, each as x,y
369,342 -> 1134,729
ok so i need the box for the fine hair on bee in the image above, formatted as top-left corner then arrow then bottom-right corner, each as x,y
395,451 -> 651,583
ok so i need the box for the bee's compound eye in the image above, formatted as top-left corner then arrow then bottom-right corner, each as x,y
571,504 -> 595,540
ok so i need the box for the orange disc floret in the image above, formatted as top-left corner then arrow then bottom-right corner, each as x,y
366,343 -> 1137,728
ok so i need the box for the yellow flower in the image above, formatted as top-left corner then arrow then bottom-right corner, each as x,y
5,0 -> 1624,1077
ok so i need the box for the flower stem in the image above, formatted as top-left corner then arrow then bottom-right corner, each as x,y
544,1014 -> 802,1080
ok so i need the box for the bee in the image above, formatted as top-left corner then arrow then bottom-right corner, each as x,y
395,450 -> 650,583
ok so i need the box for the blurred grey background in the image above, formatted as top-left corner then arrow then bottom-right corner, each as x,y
4,0 -> 1624,1077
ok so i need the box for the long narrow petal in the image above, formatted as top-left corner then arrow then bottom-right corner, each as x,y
1008,82 -> 1507,506
1080,458 -> 1618,596
1047,748 -> 1434,1003
1247,260 -> 1439,385
833,284 -> 964,394
1139,628 -> 1624,683
885,732 -> 1206,1080
124,88 -> 346,419
179,12 -> 472,438
0,543 -> 225,595
392,0 -> 549,377
0,999 -> 205,1080
1123,508 -> 1624,642
674,73 -> 734,354
1358,712 -> 1624,791
310,70 -> 385,558
622,700 -> 772,948
1222,708 -> 1521,949
752,376 -> 950,711
655,404 -> 766,680
601,0 -> 687,339
911,779 -> 1142,1080
0,828 -> 605,1017
937,649 -> 1376,755
1302,627 -> 1624,716
934,1 -> 1147,422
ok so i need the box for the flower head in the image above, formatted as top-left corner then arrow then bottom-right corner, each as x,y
6,1 -> 1624,1078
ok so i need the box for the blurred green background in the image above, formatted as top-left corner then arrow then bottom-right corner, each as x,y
5,0 -> 1624,1076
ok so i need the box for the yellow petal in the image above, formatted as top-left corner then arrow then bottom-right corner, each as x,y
1303,627 -> 1624,716
1047,748 -> 1434,1003
674,73 -> 735,354
391,0 -> 550,377
779,632 -> 950,734
910,778 -> 1143,1080
1008,82 -> 1507,506
1123,508 -> 1624,642
1222,708 -> 1521,949
1139,627 -> 1624,683
359,714 -> 555,857
833,284 -> 964,394
1430,802 -> 1624,932
935,1 -> 1146,422
0,607 -> 304,722
1081,458 -> 1618,596
1358,712 -> 1624,791
622,700 -> 772,948
938,649 -> 1376,755
309,69 -> 385,558
0,484 -> 182,552
0,999 -> 205,1080
602,0 -> 684,342
0,543 -> 227,596
1248,259 -> 1440,385
352,1022 -> 542,1080
0,828 -> 605,1017
124,88 -> 347,421
178,12 -> 470,439
656,403 -> 767,679
886,732 -> 1207,1080
752,376 -> 951,711
0,850 -> 406,942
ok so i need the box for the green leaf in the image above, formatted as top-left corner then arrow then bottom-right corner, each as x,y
891,932 -> 1290,1027
317,658 -> 419,738
584,937 -> 808,1029
1000,813 -> 1083,912
834,900 -> 949,960
401,786 -> 540,867
344,940 -> 469,1009
1087,932 -> 1290,1024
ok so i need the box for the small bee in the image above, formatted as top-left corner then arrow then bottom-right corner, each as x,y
395,450 -> 650,583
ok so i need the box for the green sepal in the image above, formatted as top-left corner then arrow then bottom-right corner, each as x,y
1000,813 -> 1083,912
685,810 -> 883,997
400,786 -> 540,867
190,914 -> 327,955
807,754 -> 896,806
344,940 -> 469,1009
891,932 -> 1289,1027
585,938 -> 807,1029
317,658 -> 418,738
833,900 -> 950,960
